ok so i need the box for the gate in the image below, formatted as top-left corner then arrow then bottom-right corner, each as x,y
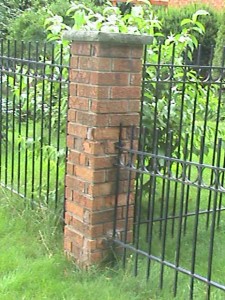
113,44 -> 225,299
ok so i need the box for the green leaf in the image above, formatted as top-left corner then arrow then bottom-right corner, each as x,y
192,10 -> 209,23
180,18 -> 192,26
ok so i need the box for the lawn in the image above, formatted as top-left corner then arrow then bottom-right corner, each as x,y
0,188 -> 158,300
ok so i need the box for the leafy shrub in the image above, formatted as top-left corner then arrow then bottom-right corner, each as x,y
213,14 -> 225,67
0,2 -> 20,38
6,0 -> 108,42
8,9 -> 48,42
155,4 -> 222,66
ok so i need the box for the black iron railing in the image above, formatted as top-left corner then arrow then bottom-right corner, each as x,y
0,40 -> 69,208
114,44 -> 225,299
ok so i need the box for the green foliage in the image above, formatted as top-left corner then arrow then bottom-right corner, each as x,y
213,13 -> 225,67
8,9 -> 48,42
156,4 -> 222,65
1,0 -> 71,41
47,2 -> 217,158
47,1 -> 161,35
0,2 -> 20,38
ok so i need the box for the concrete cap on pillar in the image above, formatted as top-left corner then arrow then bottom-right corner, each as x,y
63,30 -> 153,45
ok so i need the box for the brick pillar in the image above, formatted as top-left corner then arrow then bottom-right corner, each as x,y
63,31 -> 152,267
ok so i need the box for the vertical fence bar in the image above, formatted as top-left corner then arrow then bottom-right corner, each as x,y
46,44 -> 55,205
189,136 -> 205,300
206,138 -> 222,299
183,46 -> 202,234
4,40 -> 10,187
146,129 -> 159,280
10,40 -> 17,192
0,39 -> 3,183
173,133 -> 189,297
17,41 -> 24,195
134,127 -> 146,276
206,46 -> 225,228
159,131 -> 173,290
54,44 -> 63,208
113,124 -> 123,240
171,46 -> 189,236
24,42 -> 31,198
159,44 -> 175,239
122,126 -> 135,268
31,42 -> 39,206
39,43 -> 47,201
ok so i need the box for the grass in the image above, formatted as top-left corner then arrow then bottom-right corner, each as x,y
1,186 -> 225,300
0,188 -> 160,300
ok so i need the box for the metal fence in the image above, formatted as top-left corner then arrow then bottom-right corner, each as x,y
0,40 -> 69,208
113,44 -> 225,299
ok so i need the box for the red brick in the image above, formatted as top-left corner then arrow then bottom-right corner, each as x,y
74,165 -> 106,183
91,72 -> 129,86
112,58 -> 142,72
66,162 -> 74,175
92,43 -> 131,58
64,225 -> 84,245
65,187 -> 73,201
87,156 -> 116,169
79,56 -> 112,71
89,224 -> 104,238
70,56 -> 78,68
104,141 -> 116,154
84,238 -> 97,251
129,100 -> 141,112
67,150 -> 80,164
72,191 -> 93,209
130,73 -> 142,86
109,114 -> 139,126
65,175 -> 86,193
69,96 -> 89,111
77,85 -> 110,99
82,141 -> 105,155
131,47 -> 144,58
70,70 -> 91,84
111,86 -> 141,99
67,109 -> 76,122
74,138 -> 84,152
90,209 -> 115,224
64,238 -> 73,252
69,83 -> 77,96
71,43 -> 91,56
65,201 -> 84,219
90,100 -> 129,113
76,111 -> 109,127
88,182 -> 116,197
89,251 -> 103,263
67,123 -> 87,138
91,127 -> 120,140
67,135 -> 75,149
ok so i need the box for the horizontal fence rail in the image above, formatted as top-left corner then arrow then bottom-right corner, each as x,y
113,43 -> 225,299
0,40 -> 69,208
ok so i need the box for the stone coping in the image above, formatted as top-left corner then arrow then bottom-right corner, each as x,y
63,30 -> 153,45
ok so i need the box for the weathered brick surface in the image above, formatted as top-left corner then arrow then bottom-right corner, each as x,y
64,38 -> 143,267
110,0 -> 224,9
169,0 -> 225,9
